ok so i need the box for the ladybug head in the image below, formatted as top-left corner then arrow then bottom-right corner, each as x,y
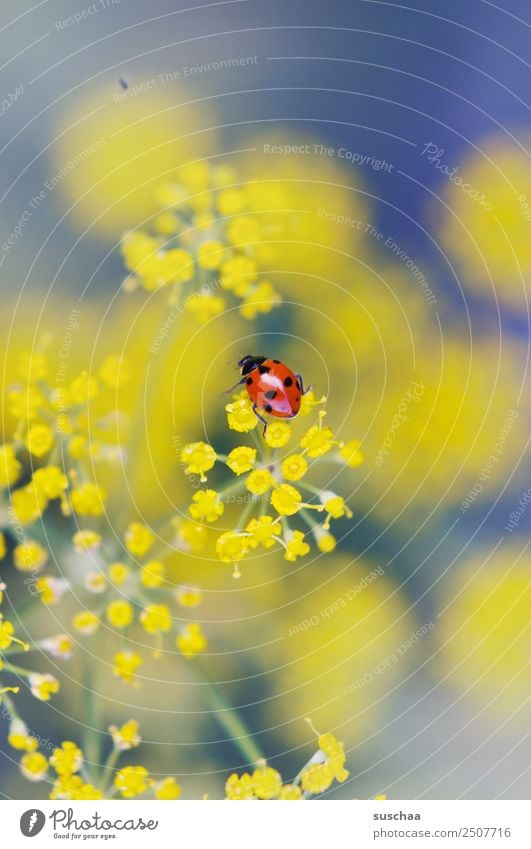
238,355 -> 266,375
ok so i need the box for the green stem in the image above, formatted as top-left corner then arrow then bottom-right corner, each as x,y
193,661 -> 265,768
4,662 -> 32,678
83,649 -> 101,780
0,691 -> 20,721
102,746 -> 121,795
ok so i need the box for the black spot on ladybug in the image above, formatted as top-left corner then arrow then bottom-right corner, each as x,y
273,359 -> 280,363
246,377 -> 253,385
259,365 -> 270,374
264,390 -> 277,400
296,397 -> 300,402
265,404 -> 273,413
284,376 -> 293,387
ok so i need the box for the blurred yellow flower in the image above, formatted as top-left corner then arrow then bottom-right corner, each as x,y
51,84 -> 209,237
437,545 -> 530,717
437,136 -> 531,309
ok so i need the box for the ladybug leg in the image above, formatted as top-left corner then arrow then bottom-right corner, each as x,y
252,404 -> 268,436
296,373 -> 313,396
222,377 -> 246,396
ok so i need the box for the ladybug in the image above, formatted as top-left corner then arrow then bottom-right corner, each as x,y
236,355 -> 311,434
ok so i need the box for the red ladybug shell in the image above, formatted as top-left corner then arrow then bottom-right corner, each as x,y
242,357 -> 302,418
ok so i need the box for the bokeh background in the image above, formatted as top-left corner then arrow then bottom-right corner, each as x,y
0,0 -> 530,800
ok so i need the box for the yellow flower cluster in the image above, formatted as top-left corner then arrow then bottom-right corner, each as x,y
2,349 -> 130,530
180,393 -> 363,577
120,163 -> 289,321
10,715 -> 181,800
0,597 -> 62,707
225,726 -> 349,800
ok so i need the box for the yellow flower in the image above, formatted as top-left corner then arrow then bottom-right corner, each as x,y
314,528 -> 337,553
180,441 -> 217,482
7,719 -> 39,752
13,541 -> 48,573
50,774 -> 85,799
153,211 -> 178,234
281,454 -> 308,482
72,610 -> 100,635
279,784 -> 302,800
271,484 -> 302,516
0,615 -> 29,651
301,762 -> 334,794
109,719 -> 141,750
24,423 -> 54,458
20,751 -> 48,781
140,603 -> 172,634
299,391 -> 327,417
106,599 -> 134,629
69,371 -> 98,404
246,516 -> 281,549
40,633 -> 75,659
0,618 -> 14,650
0,444 -> 22,487
33,465 -> 68,499
245,468 -> 276,495
36,576 -> 66,605
225,397 -> 257,432
140,560 -> 165,588
98,354 -> 130,388
9,385 -> 45,421
216,532 -> 250,576
197,239 -> 225,269
220,254 -> 257,296
161,247 -> 194,283
320,493 -> 353,529
225,772 -> 255,800
189,489 -> 224,522
176,585 -> 201,607
173,519 -> 207,553
155,777 -> 182,800
29,673 -> 60,701
318,732 -> 349,782
11,483 -> 48,524
50,741 -> 82,776
70,482 -> 107,516
300,423 -> 335,457
437,547 -> 531,716
67,434 -> 89,460
73,783 -> 104,800
115,765 -> 151,798
339,439 -> 364,468
240,280 -> 281,320
108,562 -> 130,585
124,522 -> 154,556
113,651 -> 143,685
226,446 -> 256,475
252,764 -> 282,799
284,530 -> 310,562
437,137 -> 531,309
84,572 -> 106,593
72,529 -> 101,552
186,293 -> 225,323
217,187 -> 247,216
19,350 -> 49,382
8,720 -> 38,752
227,215 -> 261,246
264,421 -> 291,448
177,623 -> 207,657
